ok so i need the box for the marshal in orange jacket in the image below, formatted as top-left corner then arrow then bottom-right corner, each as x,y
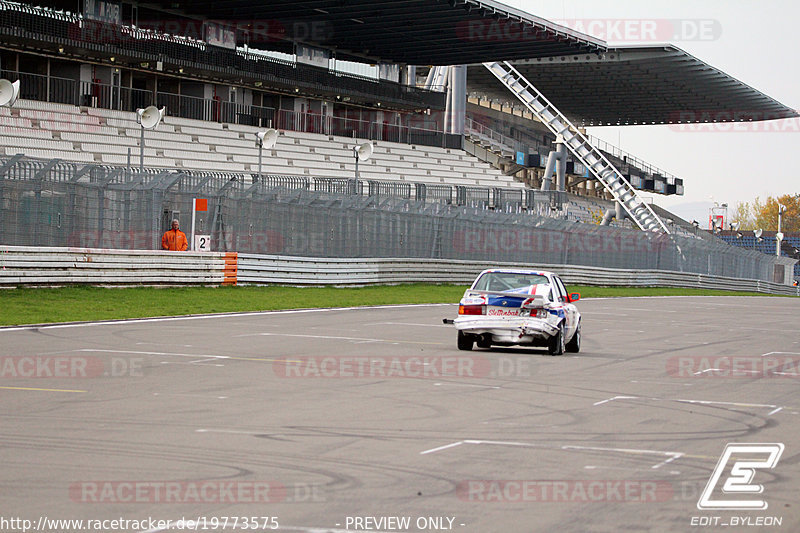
161,220 -> 188,251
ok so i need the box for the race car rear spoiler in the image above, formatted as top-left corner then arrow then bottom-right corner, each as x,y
464,290 -> 546,304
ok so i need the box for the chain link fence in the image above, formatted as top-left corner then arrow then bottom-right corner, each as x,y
0,156 -> 794,284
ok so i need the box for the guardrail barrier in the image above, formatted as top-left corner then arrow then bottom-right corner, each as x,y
1,246 -> 797,296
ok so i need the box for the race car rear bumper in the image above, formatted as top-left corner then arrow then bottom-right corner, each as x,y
454,316 -> 559,343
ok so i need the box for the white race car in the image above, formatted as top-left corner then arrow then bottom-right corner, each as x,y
451,269 -> 581,355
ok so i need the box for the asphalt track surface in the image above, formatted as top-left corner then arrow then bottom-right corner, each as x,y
1,296 -> 799,533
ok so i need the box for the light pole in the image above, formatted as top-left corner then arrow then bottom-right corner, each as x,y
255,129 -> 279,181
776,203 -> 787,256
136,106 -> 165,174
0,79 -> 20,108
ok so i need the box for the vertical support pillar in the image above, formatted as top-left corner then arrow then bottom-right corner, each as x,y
443,67 -> 452,134
555,138 -> 567,192
406,65 -> 417,87
446,65 -> 467,136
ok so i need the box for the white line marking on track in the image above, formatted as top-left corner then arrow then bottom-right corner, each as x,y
420,439 -> 694,471
692,368 -> 762,376
421,439 -> 539,455
463,439 -> 534,447
419,441 -> 464,455
160,360 -> 225,367
434,382 -> 501,389
768,407 -> 784,416
592,395 -> 788,413
562,445 -> 684,469
76,349 -> 229,359
674,399 -> 778,409
365,322 -> 452,328
0,303 -> 454,332
593,395 -> 638,406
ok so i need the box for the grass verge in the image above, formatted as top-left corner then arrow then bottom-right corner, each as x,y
0,284 -> 773,326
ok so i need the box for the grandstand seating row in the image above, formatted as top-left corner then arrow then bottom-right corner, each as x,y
0,99 -> 524,189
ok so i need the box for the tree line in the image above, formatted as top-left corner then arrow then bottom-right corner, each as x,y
728,194 -> 799,232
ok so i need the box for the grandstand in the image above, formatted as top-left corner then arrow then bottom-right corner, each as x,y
719,231 -> 800,283
0,97 -> 521,188
0,0 -> 795,254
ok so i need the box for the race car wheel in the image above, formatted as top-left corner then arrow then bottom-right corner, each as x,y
477,334 -> 492,349
457,331 -> 474,351
565,320 -> 581,353
547,322 -> 565,356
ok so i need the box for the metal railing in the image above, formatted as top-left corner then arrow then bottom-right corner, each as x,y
464,117 -> 531,158
1,69 -> 460,148
588,135 -> 680,184
465,116 -> 683,195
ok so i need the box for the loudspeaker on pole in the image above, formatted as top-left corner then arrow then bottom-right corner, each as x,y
0,79 -> 20,108
137,106 -> 166,130
256,128 -> 279,149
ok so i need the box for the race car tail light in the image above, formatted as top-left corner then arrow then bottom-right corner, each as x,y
458,304 -> 485,315
522,308 -> 547,318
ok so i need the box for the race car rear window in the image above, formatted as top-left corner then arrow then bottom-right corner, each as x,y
473,272 -> 548,292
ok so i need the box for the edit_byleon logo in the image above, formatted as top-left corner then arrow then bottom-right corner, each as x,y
697,443 -> 784,510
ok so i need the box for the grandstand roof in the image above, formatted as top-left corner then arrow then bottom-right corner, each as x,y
467,45 -> 799,125
158,0 -> 606,64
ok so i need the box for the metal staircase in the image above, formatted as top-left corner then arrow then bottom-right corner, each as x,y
483,61 -> 670,233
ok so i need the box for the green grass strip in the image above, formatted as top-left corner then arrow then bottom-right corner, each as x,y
0,284 -> 775,326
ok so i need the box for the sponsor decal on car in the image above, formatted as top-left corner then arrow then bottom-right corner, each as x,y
486,307 -> 521,317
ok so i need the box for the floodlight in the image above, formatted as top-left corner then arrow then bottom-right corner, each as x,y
754,228 -> 763,238
0,79 -> 20,107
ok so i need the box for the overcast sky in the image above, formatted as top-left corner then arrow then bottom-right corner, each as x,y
498,0 -> 799,223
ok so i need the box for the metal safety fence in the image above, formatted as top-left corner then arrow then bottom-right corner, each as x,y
0,156 -> 795,285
